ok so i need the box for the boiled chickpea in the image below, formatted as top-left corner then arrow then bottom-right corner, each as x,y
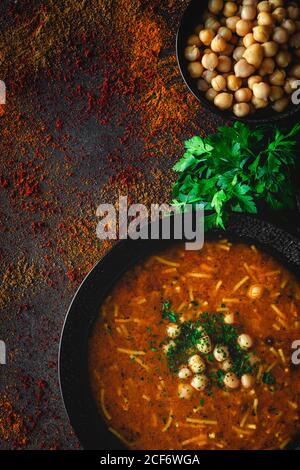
203,69 -> 218,83
187,34 -> 202,47
196,334 -> 213,354
227,74 -> 243,90
191,374 -> 209,391
213,344 -> 230,362
248,74 -> 263,89
197,79 -> 210,92
214,92 -> 234,109
269,0 -> 283,7
202,52 -> 219,71
235,87 -> 253,102
234,58 -> 256,77
233,45 -> 246,61
276,50 -> 292,68
188,62 -> 204,78
253,25 -> 271,42
248,352 -> 260,366
162,340 -> 176,354
205,16 -> 221,31
241,374 -> 255,388
273,7 -> 287,22
205,87 -> 218,101
226,15 -> 241,32
218,26 -> 233,41
282,18 -> 296,34
184,46 -> 201,61
212,75 -> 227,91
269,68 -> 286,85
166,323 -> 181,338
241,5 -> 257,20
247,283 -> 264,299
178,366 -> 192,379
273,27 -> 289,44
223,372 -> 240,389
199,28 -> 215,46
236,19 -> 253,36
259,57 -> 275,75
223,1 -> 238,17
252,95 -> 269,107
243,0 -> 258,6
233,102 -> 251,116
188,354 -> 206,374
257,1 -> 272,13
270,85 -> 284,101
262,41 -> 279,57
221,358 -> 234,371
208,0 -> 224,14
243,43 -> 264,67
272,96 -> 289,111
217,55 -> 232,72
222,43 -> 235,56
224,311 -> 236,324
284,77 -> 298,93
289,63 -> 300,78
211,34 -> 228,52
178,383 -> 193,399
258,11 -> 274,26
243,32 -> 256,47
237,333 -> 253,350
287,4 -> 300,20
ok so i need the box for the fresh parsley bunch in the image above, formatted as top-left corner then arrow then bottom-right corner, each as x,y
172,122 -> 300,230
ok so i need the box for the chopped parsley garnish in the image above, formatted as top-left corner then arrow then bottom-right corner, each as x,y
262,371 -> 276,386
162,300 -> 178,323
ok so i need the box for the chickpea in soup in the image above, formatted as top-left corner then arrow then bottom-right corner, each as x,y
89,241 -> 300,450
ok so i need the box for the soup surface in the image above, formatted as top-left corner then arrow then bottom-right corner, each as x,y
89,240 -> 300,450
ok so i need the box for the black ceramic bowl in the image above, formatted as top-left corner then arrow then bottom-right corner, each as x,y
59,213 -> 300,450
176,0 -> 300,124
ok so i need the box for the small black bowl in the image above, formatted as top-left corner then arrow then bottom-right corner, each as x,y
59,213 -> 300,450
176,0 -> 300,124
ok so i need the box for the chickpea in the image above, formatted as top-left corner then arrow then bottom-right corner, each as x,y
221,358 -> 234,371
162,340 -> 176,354
243,32 -> 256,47
223,1 -> 238,17
236,19 -> 253,36
284,77 -> 298,93
178,383 -> 193,399
217,55 -> 232,72
258,11 -> 274,26
223,372 -> 240,389
233,45 -> 246,61
226,16 -> 241,32
243,0 -> 259,5
262,41 -> 279,57
188,62 -> 204,78
290,63 -> 300,78
211,34 -> 228,52
203,69 -> 218,83
290,31 -> 300,48
214,92 -> 234,109
196,334 -> 213,353
272,96 -> 289,111
282,18 -> 296,34
212,75 -> 227,91
224,311 -> 236,324
252,95 -> 269,107
184,46 -> 201,61
218,26 -> 233,41
197,79 -> 210,92
241,5 -> 257,20
166,323 -> 181,338
269,0 -> 283,7
205,16 -> 221,31
247,283 -> 264,299
276,50 -> 292,68
188,354 -> 206,374
273,7 -> 287,23
199,28 -> 215,46
248,352 -> 260,366
208,0 -> 224,14
237,333 -> 253,350
213,344 -> 230,362
259,57 -> 275,75
248,74 -> 263,89
222,43 -> 235,56
257,1 -> 272,13
187,34 -> 202,47
233,102 -> 251,116
287,4 -> 300,20
241,374 -> 255,388
243,43 -> 264,67
227,74 -> 243,90
253,25 -> 271,42
273,27 -> 289,44
270,85 -> 284,101
202,52 -> 219,71
191,374 -> 209,391
205,87 -> 218,101
234,58 -> 256,77
178,366 -> 192,379
269,68 -> 286,85
235,87 -> 253,102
